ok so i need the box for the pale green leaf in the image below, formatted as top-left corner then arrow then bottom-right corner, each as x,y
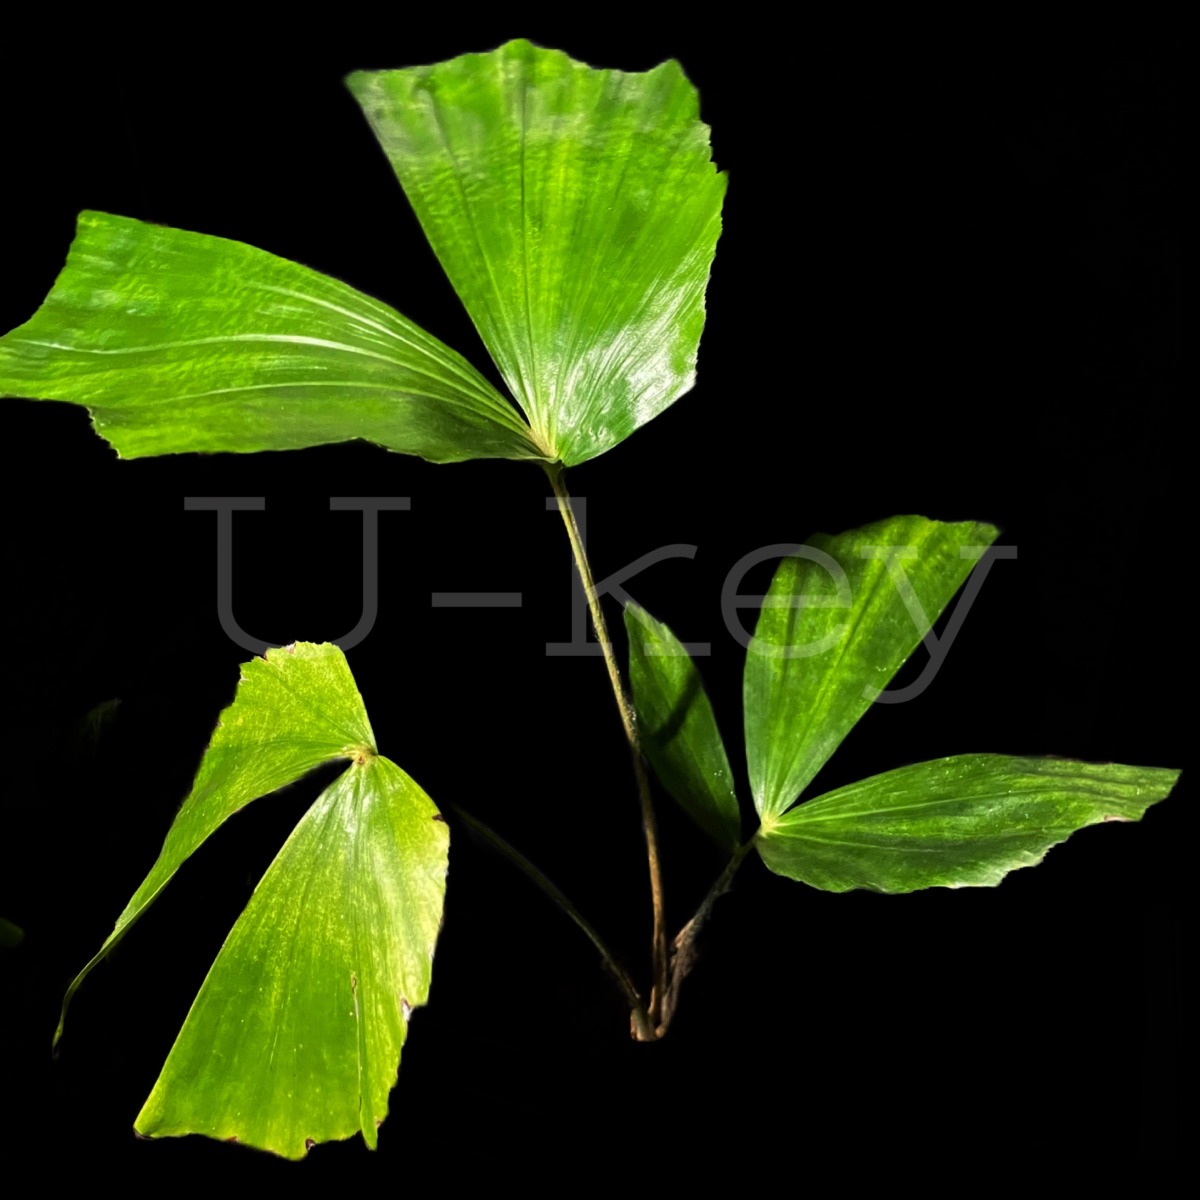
0,211 -> 540,463
347,38 -> 726,466
56,642 -> 376,1043
745,516 -> 999,818
135,754 -> 448,1159
56,641 -> 449,1157
625,602 -> 740,849
756,754 -> 1180,892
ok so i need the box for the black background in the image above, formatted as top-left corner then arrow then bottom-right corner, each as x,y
0,21 -> 1184,1175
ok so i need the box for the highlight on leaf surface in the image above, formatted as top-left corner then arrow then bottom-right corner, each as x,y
0,212 -> 539,463
56,642 -> 449,1159
755,754 -> 1180,893
347,38 -> 726,466
1,41 -> 724,470
744,515 -> 1000,819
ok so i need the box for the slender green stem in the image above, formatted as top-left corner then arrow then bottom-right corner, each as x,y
448,803 -> 652,1036
544,462 -> 668,1035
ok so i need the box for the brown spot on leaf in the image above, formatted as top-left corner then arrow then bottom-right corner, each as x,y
226,1135 -> 239,1144
400,996 -> 413,1021
1102,813 -> 1132,822
432,813 -> 447,823
305,1137 -> 316,1151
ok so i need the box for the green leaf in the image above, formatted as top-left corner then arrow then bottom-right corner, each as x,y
744,515 -> 999,819
0,211 -> 540,463
347,39 -> 726,467
55,642 -> 448,1158
756,754 -> 1180,892
55,642 -> 374,1042
136,753 -> 447,1159
625,602 -> 741,849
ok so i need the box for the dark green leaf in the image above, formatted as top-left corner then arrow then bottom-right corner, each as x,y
0,917 -> 23,949
744,515 -> 999,819
756,754 -> 1180,892
347,39 -> 726,466
625,602 -> 740,849
0,211 -> 540,463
